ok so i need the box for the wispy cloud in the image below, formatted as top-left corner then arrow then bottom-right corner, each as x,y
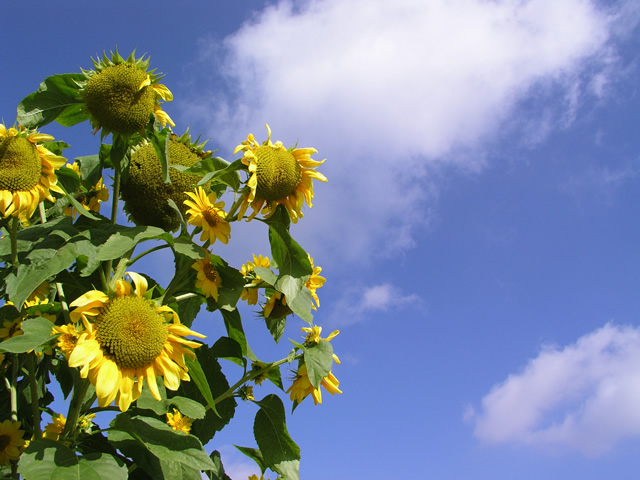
181,0 -> 630,265
327,283 -> 423,327
468,323 -> 640,456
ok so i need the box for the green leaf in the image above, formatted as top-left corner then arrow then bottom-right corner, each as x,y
205,450 -> 232,480
136,385 -> 206,420
171,347 -> 236,446
253,266 -> 277,286
18,439 -> 127,480
172,157 -> 244,191
303,340 -> 334,388
109,415 -> 215,473
150,127 -> 172,183
253,395 -> 300,480
235,445 -> 267,473
221,309 -> 257,362
16,73 -> 88,128
185,355 -> 218,417
172,236 -> 204,260
95,225 -> 173,261
204,255 -> 245,312
0,317 -> 57,354
211,336 -> 245,367
285,287 -> 314,324
75,154 -> 103,190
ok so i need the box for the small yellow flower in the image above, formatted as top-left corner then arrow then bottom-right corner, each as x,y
238,385 -> 255,401
240,254 -> 271,305
0,319 -> 23,340
233,124 -> 327,223
166,408 -> 192,433
43,414 -> 66,441
78,413 -> 96,432
184,186 -> 231,245
305,256 -> 326,310
192,255 -> 223,301
52,323 -> 83,359
301,325 -> 339,345
0,420 -> 25,465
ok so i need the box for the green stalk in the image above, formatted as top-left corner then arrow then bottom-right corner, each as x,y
56,282 -> 72,324
5,357 -> 18,422
26,354 -> 41,437
104,168 -> 121,280
127,244 -> 170,267
212,354 -> 301,407
10,216 -> 18,268
225,187 -> 249,221
61,378 -> 90,440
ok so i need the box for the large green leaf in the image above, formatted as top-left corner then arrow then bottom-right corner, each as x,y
95,225 -> 173,261
303,340 -> 334,388
16,73 -> 88,128
0,317 -> 57,354
18,439 -> 127,480
221,308 -> 257,362
109,415 -> 215,473
204,255 -> 245,312
253,395 -> 300,480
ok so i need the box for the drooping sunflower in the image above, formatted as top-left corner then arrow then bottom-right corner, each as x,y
262,291 -> 292,321
286,328 -> 342,405
43,414 -> 66,441
240,254 -> 271,305
67,272 -> 205,412
192,255 -> 223,301
184,186 -> 231,245
233,124 -> 327,223
286,362 -> 342,406
80,49 -> 174,136
0,420 -> 25,465
0,124 -> 65,219
121,132 -> 212,232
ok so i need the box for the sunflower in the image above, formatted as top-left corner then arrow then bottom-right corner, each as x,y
240,254 -> 271,305
121,132 -> 212,232
0,124 -> 65,219
184,186 -> 231,245
166,408 -> 193,433
286,362 -> 342,406
80,49 -> 174,136
305,256 -> 326,310
63,161 -> 108,219
233,124 -> 327,223
262,291 -> 292,321
43,414 -> 66,441
52,323 -> 82,359
67,272 -> 205,412
286,328 -> 341,405
192,255 -> 223,301
0,420 -> 25,465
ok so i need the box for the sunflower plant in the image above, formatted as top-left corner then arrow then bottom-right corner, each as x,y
0,49 -> 339,480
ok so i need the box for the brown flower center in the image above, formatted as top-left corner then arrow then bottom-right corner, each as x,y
0,136 -> 42,192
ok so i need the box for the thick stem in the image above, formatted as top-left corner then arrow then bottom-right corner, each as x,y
104,168 -> 121,280
61,378 -> 91,440
10,216 -> 18,267
56,283 -> 72,324
27,354 -> 41,437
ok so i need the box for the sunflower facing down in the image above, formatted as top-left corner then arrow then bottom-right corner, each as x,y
192,255 -> 223,301
240,254 -> 271,305
67,272 -> 205,412
0,124 -> 65,219
233,124 -> 327,223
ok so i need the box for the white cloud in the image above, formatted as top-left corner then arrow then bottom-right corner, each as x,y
327,283 -> 423,327
470,323 -> 640,456
182,0 -> 632,263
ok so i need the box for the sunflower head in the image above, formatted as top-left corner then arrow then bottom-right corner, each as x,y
0,124 -> 65,219
81,49 -> 174,136
121,132 -> 211,231
233,124 -> 327,223
262,291 -> 293,321
68,272 -> 206,411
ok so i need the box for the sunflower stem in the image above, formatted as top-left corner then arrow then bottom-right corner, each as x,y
38,202 -> 47,224
226,189 -> 248,222
212,354 -> 301,407
127,244 -> 170,267
55,282 -> 72,324
6,357 -> 18,422
172,293 -> 200,303
9,216 -> 18,268
26,354 -> 42,437
62,378 -> 91,440
104,167 -> 121,280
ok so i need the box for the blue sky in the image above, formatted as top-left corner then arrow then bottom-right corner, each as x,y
3,0 -> 640,478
